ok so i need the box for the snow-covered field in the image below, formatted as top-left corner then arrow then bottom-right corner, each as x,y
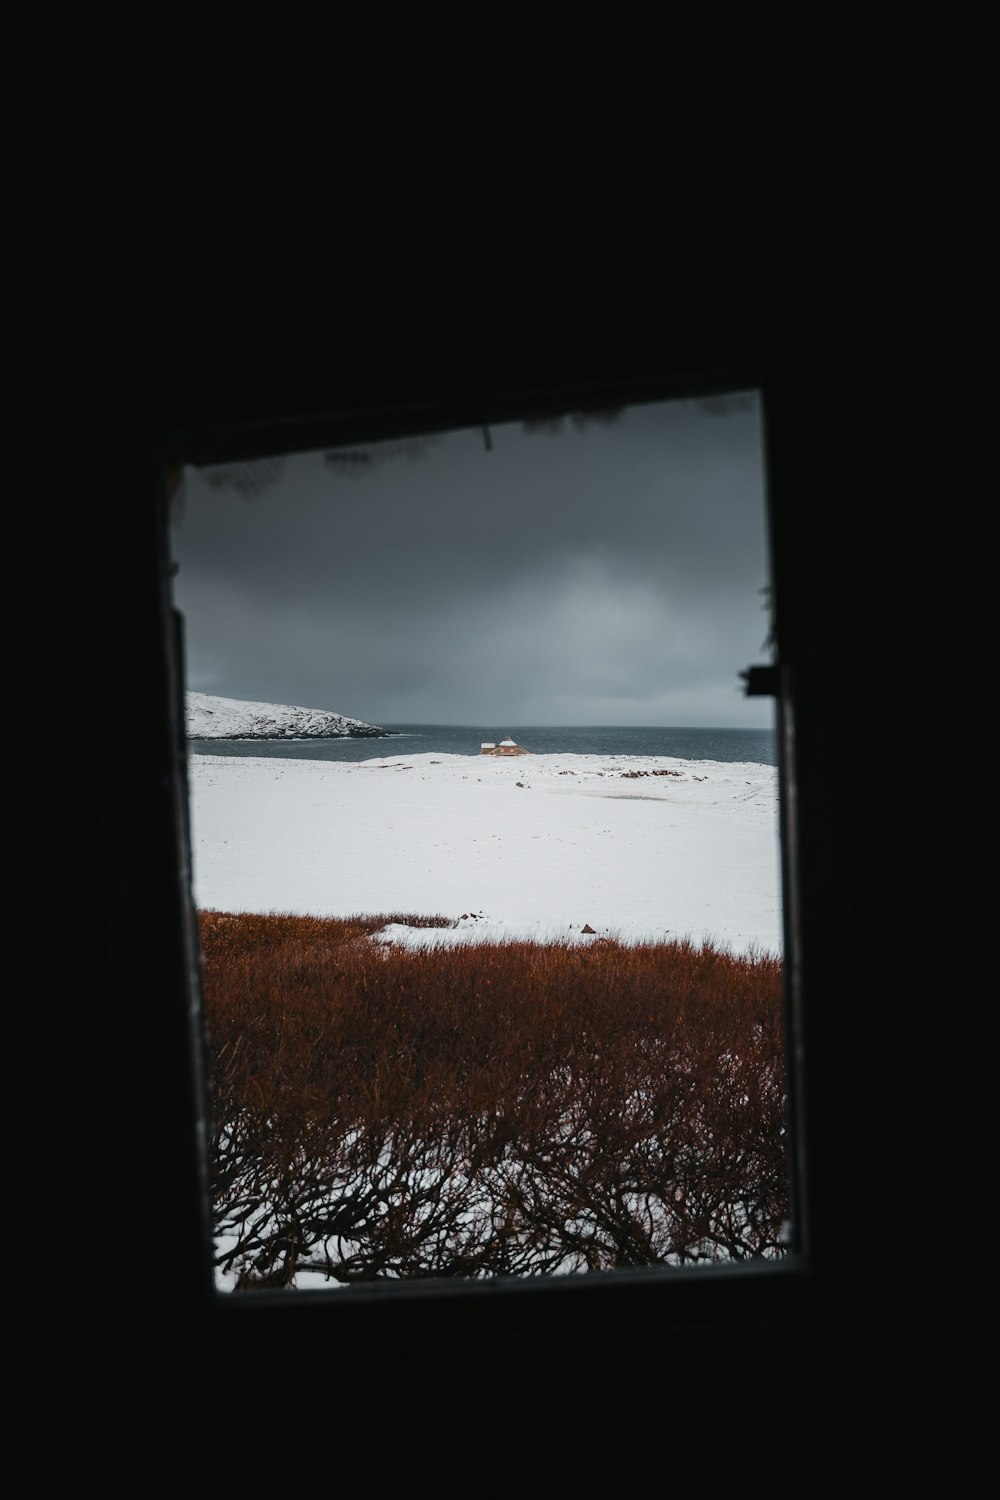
188,749 -> 783,955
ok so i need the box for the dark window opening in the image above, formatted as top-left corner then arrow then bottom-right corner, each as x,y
164,380 -> 799,1296
23,349 -> 981,1396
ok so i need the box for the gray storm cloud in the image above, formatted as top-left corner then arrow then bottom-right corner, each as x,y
170,394 -> 773,728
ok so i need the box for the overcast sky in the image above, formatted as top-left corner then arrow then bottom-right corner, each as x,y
169,392 -> 774,728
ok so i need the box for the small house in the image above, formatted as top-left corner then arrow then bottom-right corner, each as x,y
481,737 -> 527,756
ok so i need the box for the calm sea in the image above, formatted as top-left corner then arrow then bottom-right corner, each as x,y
189,724 -> 777,767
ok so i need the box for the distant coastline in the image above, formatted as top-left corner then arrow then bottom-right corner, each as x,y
188,723 -> 777,767
186,691 -> 389,741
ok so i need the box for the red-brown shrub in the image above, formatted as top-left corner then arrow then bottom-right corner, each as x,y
200,912 -> 788,1288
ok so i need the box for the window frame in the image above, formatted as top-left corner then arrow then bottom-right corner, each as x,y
117,358 -> 929,1384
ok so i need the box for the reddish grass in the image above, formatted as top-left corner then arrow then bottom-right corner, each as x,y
200,911 -> 788,1288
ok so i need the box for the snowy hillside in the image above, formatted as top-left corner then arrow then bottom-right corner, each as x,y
186,692 -> 388,740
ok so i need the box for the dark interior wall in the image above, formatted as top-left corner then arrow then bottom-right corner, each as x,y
13,328 -> 992,1408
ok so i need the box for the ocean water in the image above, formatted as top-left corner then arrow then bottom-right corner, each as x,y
189,723 -> 778,767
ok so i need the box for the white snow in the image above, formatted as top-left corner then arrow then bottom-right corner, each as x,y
186,690 -> 387,740
188,749 -> 783,955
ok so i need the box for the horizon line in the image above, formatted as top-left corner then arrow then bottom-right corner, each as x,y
377,721 -> 774,731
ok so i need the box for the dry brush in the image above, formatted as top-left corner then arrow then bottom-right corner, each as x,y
200,912 -> 788,1288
